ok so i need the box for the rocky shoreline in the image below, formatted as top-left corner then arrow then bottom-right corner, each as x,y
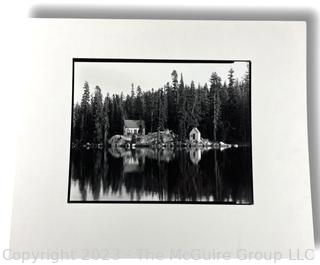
75,130 -> 239,151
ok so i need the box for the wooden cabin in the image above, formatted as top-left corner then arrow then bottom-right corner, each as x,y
123,120 -> 145,136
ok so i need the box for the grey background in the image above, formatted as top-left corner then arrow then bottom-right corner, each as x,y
30,6 -> 319,247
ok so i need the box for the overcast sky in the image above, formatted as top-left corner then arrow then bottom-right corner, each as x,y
74,61 -> 249,104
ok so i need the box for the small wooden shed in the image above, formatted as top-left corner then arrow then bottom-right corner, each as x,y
189,127 -> 201,142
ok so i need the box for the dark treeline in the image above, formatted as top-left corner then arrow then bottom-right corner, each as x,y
72,67 -> 250,145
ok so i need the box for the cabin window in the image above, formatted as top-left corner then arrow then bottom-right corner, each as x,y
193,134 -> 195,140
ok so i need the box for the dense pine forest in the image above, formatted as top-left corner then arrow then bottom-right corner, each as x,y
72,67 -> 250,146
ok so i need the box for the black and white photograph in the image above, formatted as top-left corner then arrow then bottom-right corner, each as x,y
68,59 -> 253,204
7,15 -> 315,261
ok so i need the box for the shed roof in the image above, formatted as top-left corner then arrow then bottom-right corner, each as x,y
190,127 -> 200,134
124,120 -> 145,128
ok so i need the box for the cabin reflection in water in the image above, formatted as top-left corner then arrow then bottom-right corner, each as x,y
189,149 -> 202,164
70,147 -> 253,204
123,152 -> 145,173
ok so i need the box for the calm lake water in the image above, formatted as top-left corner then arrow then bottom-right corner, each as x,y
69,147 -> 253,204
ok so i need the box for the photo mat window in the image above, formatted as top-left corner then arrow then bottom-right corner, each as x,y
68,59 -> 253,204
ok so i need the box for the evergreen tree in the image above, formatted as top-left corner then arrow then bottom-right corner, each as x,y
198,83 -> 210,138
80,81 -> 91,143
103,96 -> 110,146
209,72 -> 222,141
130,83 -> 135,118
169,70 -> 179,133
124,94 -> 131,119
186,81 -> 201,131
228,68 -> 235,88
92,86 -> 104,143
177,74 -> 187,140
135,85 -> 144,119
157,87 -> 167,131
73,103 -> 81,143
240,65 -> 250,143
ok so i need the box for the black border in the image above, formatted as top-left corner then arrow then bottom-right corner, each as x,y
67,58 -> 253,205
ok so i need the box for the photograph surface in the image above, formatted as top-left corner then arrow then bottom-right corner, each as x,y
68,59 -> 253,204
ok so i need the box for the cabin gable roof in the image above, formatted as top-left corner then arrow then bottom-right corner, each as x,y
124,119 -> 145,128
189,127 -> 200,135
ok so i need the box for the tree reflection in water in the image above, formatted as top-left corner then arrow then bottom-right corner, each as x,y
70,147 -> 253,204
